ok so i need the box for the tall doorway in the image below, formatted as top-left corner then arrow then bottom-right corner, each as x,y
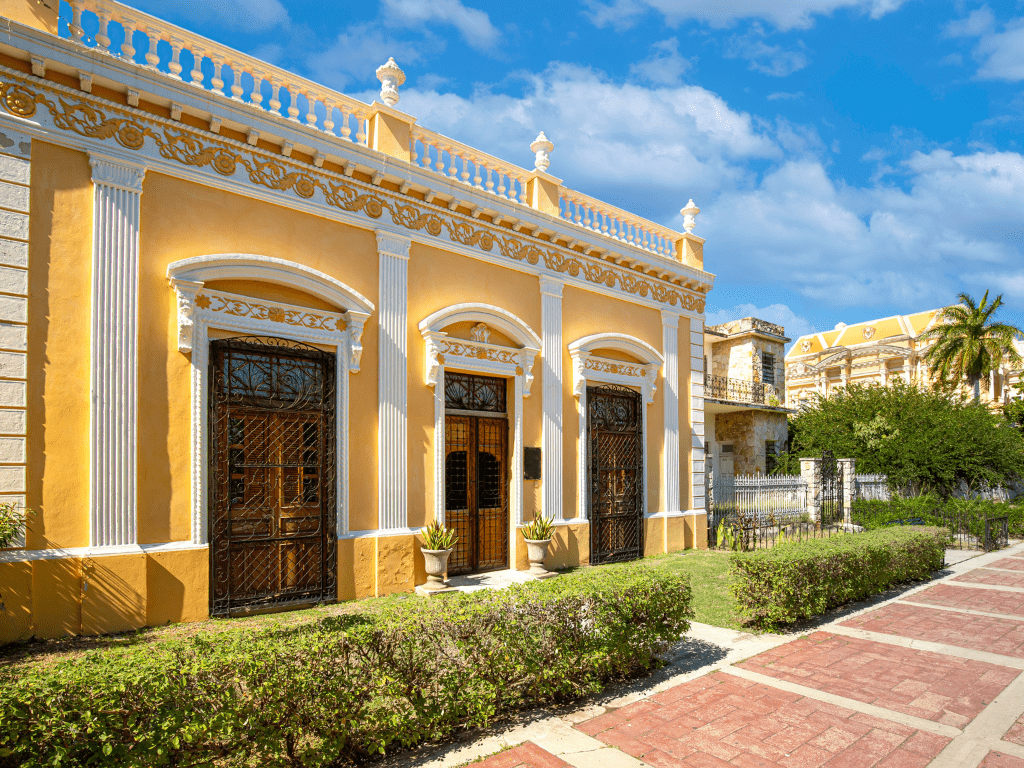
209,337 -> 337,617
443,371 -> 509,575
587,384 -> 644,564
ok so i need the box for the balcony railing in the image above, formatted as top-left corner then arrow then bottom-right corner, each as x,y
704,374 -> 781,406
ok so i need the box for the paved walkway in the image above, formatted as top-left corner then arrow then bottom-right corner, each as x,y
388,544 -> 1024,768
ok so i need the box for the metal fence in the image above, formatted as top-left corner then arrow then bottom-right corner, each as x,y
854,474 -> 1023,503
710,474 -> 806,520
854,474 -> 890,501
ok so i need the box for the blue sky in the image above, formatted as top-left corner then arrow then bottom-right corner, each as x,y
66,0 -> 1024,344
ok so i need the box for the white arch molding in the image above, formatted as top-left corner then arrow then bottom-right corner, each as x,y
167,255 -> 374,544
568,333 -> 664,521
419,304 -> 541,531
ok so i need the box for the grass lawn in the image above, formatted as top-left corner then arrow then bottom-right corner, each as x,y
642,549 -> 742,630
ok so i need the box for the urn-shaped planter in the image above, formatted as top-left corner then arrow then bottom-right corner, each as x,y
524,538 -> 552,577
420,547 -> 454,591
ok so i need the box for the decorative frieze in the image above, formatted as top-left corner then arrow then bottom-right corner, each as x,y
89,154 -> 145,548
376,230 -> 411,532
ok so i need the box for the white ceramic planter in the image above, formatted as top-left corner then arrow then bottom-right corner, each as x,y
421,547 -> 453,591
523,538 -> 552,577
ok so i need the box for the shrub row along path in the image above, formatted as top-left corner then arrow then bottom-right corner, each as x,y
395,542 -> 1024,768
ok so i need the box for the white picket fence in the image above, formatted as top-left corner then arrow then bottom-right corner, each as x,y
711,474 -> 807,520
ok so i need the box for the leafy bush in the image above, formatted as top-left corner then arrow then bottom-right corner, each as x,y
0,563 -> 692,767
730,526 -> 945,629
773,379 -> 1024,496
853,496 -> 1024,539
0,502 -> 31,549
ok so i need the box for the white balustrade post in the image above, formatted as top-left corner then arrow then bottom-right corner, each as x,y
540,276 -> 564,521
662,310 -> 681,514
376,230 -> 411,531
89,155 -> 146,548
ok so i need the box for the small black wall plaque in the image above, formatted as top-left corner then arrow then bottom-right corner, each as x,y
524,447 -> 542,480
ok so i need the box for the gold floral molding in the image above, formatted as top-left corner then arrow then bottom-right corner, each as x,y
0,74 -> 706,313
424,332 -> 538,395
584,357 -> 645,378
195,292 -> 343,333
441,339 -> 519,366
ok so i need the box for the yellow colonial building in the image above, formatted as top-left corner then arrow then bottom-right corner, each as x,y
0,1 -> 714,640
786,309 -> 1023,407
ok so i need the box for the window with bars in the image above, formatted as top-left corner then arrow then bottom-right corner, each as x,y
765,440 -> 778,474
762,352 -> 776,385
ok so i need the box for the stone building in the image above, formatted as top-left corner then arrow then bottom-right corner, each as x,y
0,1 -> 715,640
703,318 -> 791,478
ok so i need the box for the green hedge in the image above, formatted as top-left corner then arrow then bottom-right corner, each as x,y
853,496 -> 1024,538
0,563 -> 692,767
730,526 -> 945,629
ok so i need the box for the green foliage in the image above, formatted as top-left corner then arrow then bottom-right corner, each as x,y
0,563 -> 693,767
521,514 -> 555,541
853,495 -> 1024,539
1005,382 -> 1024,433
420,520 -> 458,550
920,291 -> 1024,398
0,503 -> 32,550
729,527 -> 945,629
772,379 -> 1024,495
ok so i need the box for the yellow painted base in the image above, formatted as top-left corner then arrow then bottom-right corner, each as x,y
81,553 -> 147,636
146,548 -> 209,626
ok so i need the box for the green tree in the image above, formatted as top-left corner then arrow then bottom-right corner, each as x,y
772,380 -> 1024,496
920,291 -> 1024,400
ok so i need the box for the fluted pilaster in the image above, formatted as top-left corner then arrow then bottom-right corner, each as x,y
540,276 -> 564,520
662,310 -> 680,514
89,155 -> 145,548
376,229 -> 411,531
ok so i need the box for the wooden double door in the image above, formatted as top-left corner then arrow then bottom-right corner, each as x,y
443,372 -> 509,575
209,338 -> 337,617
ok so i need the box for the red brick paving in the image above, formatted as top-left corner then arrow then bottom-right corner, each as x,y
471,742 -> 571,768
841,603 -> 1024,659
735,631 -> 1018,729
903,584 -> 1024,618
989,559 -> 1024,572
979,752 -> 1024,768
1005,710 -> 1024,747
576,671 -> 950,767
955,570 -> 1024,589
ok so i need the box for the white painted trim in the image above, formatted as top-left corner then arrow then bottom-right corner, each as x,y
541,276 -> 564,521
420,307 -> 537,532
89,153 -> 145,549
166,253 -> 374,315
661,310 -> 681,515
167,281 -> 362,544
341,526 -> 422,539
568,333 -> 664,521
0,540 -> 209,562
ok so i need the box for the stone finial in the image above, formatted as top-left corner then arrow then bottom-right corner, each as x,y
530,131 -> 554,172
376,57 -> 405,107
680,199 -> 700,234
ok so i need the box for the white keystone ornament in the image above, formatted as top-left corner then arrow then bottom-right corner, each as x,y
680,199 -> 699,234
376,57 -> 405,107
531,132 -> 554,172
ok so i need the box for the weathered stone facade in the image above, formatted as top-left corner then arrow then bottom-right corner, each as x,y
714,410 -> 788,475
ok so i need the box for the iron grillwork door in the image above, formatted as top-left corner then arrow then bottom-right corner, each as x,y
820,449 -> 844,525
444,372 -> 509,576
588,385 -> 644,564
209,337 -> 337,617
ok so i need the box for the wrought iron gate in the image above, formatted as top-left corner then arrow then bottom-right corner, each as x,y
209,337 -> 337,617
444,372 -> 509,575
588,385 -> 644,564
820,449 -> 844,525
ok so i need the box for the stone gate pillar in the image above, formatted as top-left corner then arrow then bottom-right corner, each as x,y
838,458 -> 856,525
800,457 -> 821,523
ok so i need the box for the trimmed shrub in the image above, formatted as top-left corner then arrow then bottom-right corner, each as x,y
853,496 -> 1024,539
730,526 -> 945,629
0,562 -> 692,767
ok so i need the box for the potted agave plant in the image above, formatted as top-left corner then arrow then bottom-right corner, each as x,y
419,520 -> 459,592
521,514 -> 558,578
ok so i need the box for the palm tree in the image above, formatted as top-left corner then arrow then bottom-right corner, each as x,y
921,291 -> 1024,400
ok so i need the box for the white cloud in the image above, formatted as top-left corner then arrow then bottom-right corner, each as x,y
943,5 -> 996,38
724,25 -> 810,76
767,91 -> 804,101
306,23 -> 432,89
975,20 -> 1024,81
629,38 -> 693,85
381,0 -> 501,53
584,0 -> 910,32
133,0 -> 289,32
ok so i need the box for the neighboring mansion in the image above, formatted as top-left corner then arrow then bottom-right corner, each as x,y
786,309 -> 1024,407
0,2 -> 714,640
703,318 -> 791,479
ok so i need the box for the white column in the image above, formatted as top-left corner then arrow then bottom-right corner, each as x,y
661,310 -> 680,514
689,317 -> 705,511
539,276 -> 564,521
89,155 -> 145,548
375,229 -> 411,531
512,370 -> 525,526
0,130 -> 31,546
